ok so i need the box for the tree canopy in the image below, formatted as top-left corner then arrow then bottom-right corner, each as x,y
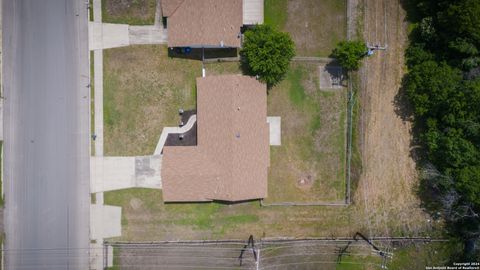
240,25 -> 295,87
404,0 -> 480,257
332,40 -> 367,71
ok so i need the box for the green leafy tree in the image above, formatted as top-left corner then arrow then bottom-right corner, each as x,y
439,0 -> 480,45
404,0 -> 480,257
405,61 -> 462,118
332,40 -> 367,71
240,25 -> 295,87
405,44 -> 435,67
456,166 -> 480,207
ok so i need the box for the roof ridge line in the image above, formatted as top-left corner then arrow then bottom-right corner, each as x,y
169,0 -> 187,18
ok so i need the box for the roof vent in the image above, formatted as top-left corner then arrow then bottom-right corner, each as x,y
235,132 -> 240,138
220,40 -> 224,47
179,134 -> 184,140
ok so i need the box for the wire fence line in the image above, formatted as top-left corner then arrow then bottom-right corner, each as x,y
0,237 -> 445,269
260,0 -> 353,208
103,237 -> 447,269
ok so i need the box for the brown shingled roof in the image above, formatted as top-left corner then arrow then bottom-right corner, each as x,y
161,75 -> 269,202
161,0 -> 184,17
163,0 -> 243,48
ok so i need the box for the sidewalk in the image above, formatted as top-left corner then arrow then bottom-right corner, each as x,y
90,1 -> 119,269
89,0 -> 171,266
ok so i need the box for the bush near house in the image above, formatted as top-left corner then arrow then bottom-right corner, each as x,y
240,25 -> 295,87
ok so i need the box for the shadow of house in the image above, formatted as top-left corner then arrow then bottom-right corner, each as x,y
165,110 -> 197,146
167,47 -> 238,61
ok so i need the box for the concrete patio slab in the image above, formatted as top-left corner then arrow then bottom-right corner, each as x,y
90,204 -> 122,240
267,116 -> 281,146
107,245 -> 114,267
319,64 -> 345,89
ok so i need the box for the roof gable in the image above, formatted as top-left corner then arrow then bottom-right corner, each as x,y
165,0 -> 243,48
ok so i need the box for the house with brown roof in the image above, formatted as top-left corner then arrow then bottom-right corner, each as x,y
161,75 -> 269,202
161,0 -> 264,48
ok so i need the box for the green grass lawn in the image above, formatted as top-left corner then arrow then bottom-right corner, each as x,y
105,187 -> 361,241
264,0 -> 288,29
89,0 -> 94,21
103,45 -> 201,156
102,0 -> 157,25
266,63 -> 347,203
0,141 -> 3,206
335,254 -> 382,270
388,241 -> 461,269
264,0 -> 347,57
204,62 -> 242,76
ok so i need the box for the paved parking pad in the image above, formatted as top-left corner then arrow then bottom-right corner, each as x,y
319,64 -> 345,89
91,155 -> 162,193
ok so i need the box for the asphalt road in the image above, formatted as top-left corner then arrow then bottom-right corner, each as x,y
3,0 -> 90,269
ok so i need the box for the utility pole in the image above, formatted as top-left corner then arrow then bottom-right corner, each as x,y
366,43 -> 388,56
354,232 -> 393,268
238,235 -> 258,267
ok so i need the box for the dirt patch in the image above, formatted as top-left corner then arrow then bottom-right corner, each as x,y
297,173 -> 314,189
129,198 -> 143,210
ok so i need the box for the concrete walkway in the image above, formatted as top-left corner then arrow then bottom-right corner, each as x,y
89,204 -> 120,268
89,0 -> 169,266
90,1 -> 121,269
154,0 -> 163,27
92,1 -> 104,158
91,155 -> 162,193
0,3 -> 3,141
154,115 -> 197,155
